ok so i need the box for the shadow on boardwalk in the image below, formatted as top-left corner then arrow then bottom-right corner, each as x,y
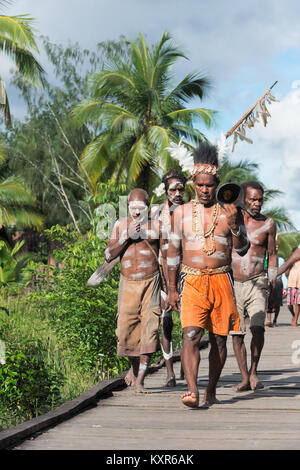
2,305 -> 300,450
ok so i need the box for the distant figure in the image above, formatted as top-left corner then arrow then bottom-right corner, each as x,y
278,246 -> 300,327
266,235 -> 283,327
231,181 -> 277,392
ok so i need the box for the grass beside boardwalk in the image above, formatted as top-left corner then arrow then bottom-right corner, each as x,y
0,294 -> 97,431
0,293 -> 183,432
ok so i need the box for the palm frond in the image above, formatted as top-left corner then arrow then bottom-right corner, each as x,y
0,14 -> 39,51
0,34 -> 45,84
263,207 -> 296,232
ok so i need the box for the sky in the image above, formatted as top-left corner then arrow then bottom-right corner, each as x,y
2,0 -> 300,230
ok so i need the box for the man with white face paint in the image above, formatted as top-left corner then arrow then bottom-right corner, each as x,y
231,181 -> 278,392
152,169 -> 187,387
105,188 -> 166,393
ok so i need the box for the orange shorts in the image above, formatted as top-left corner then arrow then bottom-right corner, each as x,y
179,272 -> 241,336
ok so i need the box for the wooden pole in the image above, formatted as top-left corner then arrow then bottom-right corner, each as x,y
225,81 -> 278,139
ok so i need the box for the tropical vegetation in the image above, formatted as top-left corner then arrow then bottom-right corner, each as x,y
72,31 -> 216,193
0,21 -> 298,433
0,0 -> 45,125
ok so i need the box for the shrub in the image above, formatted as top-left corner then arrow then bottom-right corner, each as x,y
0,338 -> 65,422
28,226 -> 130,378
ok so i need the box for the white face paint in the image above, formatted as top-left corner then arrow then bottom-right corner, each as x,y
168,180 -> 183,189
128,201 -> 148,221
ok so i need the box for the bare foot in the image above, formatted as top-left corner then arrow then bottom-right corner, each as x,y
201,389 -> 220,407
291,321 -> 298,328
124,369 -> 135,387
134,384 -> 152,394
250,375 -> 264,390
181,391 -> 199,408
232,380 -> 251,392
163,376 -> 176,388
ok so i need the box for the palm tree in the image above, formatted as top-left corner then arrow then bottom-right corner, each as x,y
0,0 -> 45,125
72,31 -> 216,193
0,137 -> 43,231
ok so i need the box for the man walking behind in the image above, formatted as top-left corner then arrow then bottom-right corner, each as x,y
231,181 -> 278,391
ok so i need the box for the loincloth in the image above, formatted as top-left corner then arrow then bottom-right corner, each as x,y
116,271 -> 161,356
232,273 -> 268,334
179,268 -> 240,336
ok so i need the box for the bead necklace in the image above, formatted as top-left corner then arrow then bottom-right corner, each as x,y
192,201 -> 220,255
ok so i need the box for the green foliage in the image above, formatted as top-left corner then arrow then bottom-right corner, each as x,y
28,226 -> 129,376
0,338 -> 65,422
0,7 -> 45,125
0,239 -> 34,295
278,232 -> 300,260
72,31 -> 215,193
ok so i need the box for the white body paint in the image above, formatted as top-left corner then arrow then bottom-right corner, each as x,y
139,261 -> 152,268
123,260 -> 132,269
139,249 -> 151,256
167,256 -> 180,267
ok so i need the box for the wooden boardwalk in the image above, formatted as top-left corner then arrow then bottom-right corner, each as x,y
12,305 -> 300,450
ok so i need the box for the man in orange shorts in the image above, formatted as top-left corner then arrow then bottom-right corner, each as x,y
166,142 -> 249,408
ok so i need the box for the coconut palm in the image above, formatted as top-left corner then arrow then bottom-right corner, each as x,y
0,137 -> 43,230
0,0 -> 44,125
72,31 -> 216,193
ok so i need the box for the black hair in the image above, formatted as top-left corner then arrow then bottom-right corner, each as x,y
162,168 -> 187,191
240,181 -> 264,196
193,142 -> 219,166
193,142 -> 220,184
